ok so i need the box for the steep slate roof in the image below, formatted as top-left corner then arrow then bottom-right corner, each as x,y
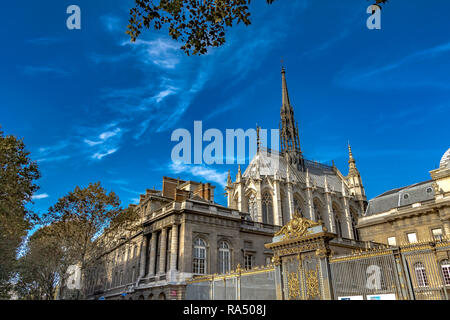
243,150 -> 344,193
365,180 -> 435,216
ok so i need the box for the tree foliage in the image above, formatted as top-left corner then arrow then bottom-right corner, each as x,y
0,127 -> 40,298
39,182 -> 139,298
127,0 -> 278,56
15,225 -> 66,300
127,0 -> 389,56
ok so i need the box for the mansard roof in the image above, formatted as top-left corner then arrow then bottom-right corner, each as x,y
242,149 -> 344,193
365,180 -> 435,216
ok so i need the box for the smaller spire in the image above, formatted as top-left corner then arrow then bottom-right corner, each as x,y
227,170 -> 232,186
305,168 -> 311,188
348,141 -> 355,163
236,165 -> 242,182
347,142 -> 359,176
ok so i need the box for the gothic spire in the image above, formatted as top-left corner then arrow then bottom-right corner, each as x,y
227,170 -> 232,186
280,67 -> 303,168
281,67 -> 291,108
348,142 -> 359,176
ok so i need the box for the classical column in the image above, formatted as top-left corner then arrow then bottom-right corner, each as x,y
148,232 -> 157,276
138,236 -> 148,278
170,225 -> 179,271
159,228 -> 168,274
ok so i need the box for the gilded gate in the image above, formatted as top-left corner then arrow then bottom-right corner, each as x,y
186,214 -> 450,300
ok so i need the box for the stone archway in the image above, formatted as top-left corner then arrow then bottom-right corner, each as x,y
158,292 -> 166,300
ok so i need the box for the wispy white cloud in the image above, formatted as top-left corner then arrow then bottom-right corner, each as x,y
83,127 -> 125,161
169,162 -> 228,187
121,38 -> 181,69
32,193 -> 49,200
92,148 -> 118,160
338,41 -> 450,86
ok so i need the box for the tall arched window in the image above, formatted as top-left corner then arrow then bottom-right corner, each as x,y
248,193 -> 257,221
218,241 -> 231,274
414,262 -> 429,287
440,260 -> 450,286
313,199 -> 323,223
334,214 -> 343,238
262,193 -> 274,225
193,238 -> 207,274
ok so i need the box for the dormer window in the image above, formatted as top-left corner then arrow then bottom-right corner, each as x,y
403,194 -> 409,200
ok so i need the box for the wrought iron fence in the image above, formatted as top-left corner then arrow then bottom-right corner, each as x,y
185,266 -> 276,300
329,239 -> 450,300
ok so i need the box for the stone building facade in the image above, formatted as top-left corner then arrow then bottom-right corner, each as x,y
225,67 -> 367,241
84,177 -> 277,300
358,148 -> 450,246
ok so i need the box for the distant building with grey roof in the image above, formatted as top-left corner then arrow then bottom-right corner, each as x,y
358,148 -> 450,246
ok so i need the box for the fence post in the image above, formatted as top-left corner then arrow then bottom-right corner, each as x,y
400,251 -> 416,300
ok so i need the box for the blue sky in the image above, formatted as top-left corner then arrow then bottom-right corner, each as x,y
1,0 -> 449,216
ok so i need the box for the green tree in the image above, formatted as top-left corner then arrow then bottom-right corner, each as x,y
15,225 -> 67,300
127,0 -> 389,56
0,127 -> 40,298
40,182 -> 138,298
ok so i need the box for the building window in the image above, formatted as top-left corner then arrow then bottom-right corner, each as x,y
248,193 -> 257,221
218,241 -> 231,274
441,260 -> 450,286
414,262 -> 428,287
407,232 -> 418,243
387,236 -> 397,246
403,194 -> 409,200
265,256 -> 272,266
244,254 -> 253,270
426,187 -> 433,194
432,228 -> 443,241
193,238 -> 207,274
334,214 -> 343,238
262,193 -> 274,225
